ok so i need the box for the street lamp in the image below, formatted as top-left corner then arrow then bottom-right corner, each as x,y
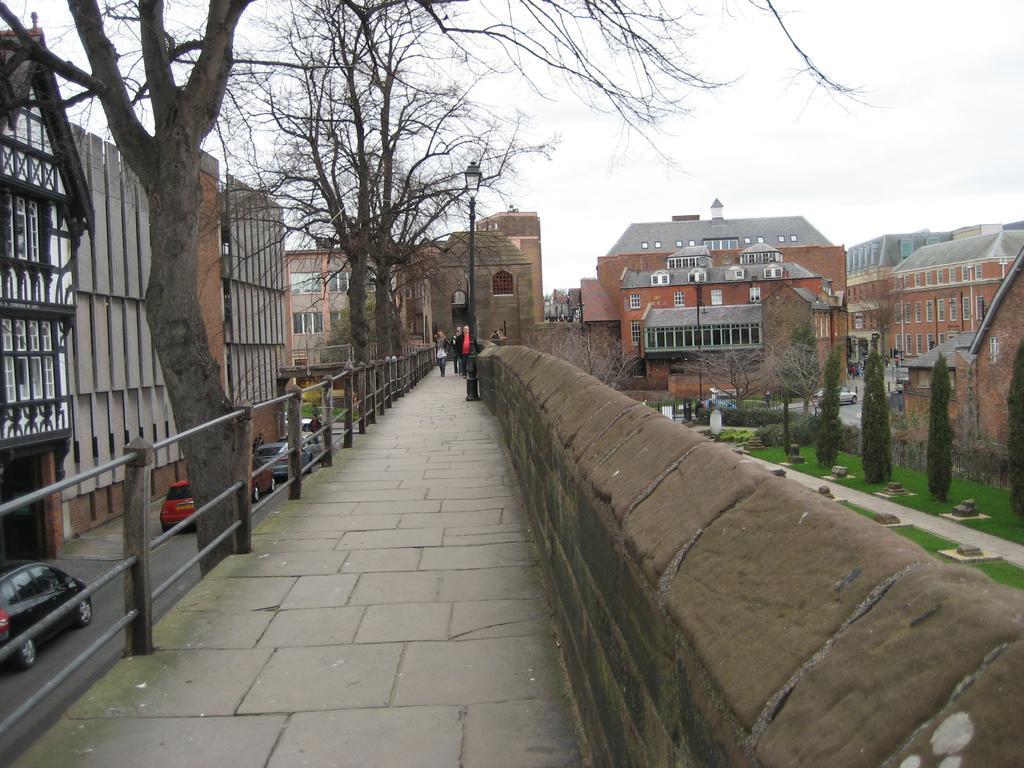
464,161 -> 482,401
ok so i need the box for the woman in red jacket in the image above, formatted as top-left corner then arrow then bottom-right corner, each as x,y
459,325 -> 471,377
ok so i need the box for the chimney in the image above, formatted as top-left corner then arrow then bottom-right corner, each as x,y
671,214 -> 700,222
711,198 -> 724,221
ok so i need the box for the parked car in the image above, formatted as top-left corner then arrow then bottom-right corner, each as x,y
254,439 -> 320,483
0,562 -> 91,670
159,462 -> 275,533
813,388 -> 858,406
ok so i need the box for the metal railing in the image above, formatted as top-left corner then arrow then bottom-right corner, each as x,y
0,346 -> 436,738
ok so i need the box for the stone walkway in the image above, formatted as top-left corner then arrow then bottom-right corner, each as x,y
15,369 -> 581,768
741,454 -> 1024,568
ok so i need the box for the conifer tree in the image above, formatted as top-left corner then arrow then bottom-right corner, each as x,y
927,352 -> 953,501
816,347 -> 842,468
861,348 -> 891,483
1009,340 -> 1024,517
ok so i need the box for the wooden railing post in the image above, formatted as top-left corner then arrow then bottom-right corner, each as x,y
233,405 -> 254,555
376,361 -> 385,417
286,380 -> 303,499
321,377 -> 334,468
123,437 -> 153,656
384,357 -> 394,409
358,365 -> 368,434
343,364 -> 354,448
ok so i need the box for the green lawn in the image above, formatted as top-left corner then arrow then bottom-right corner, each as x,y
838,501 -> 1024,591
751,447 -> 1023,545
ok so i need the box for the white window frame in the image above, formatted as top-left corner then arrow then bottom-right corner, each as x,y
629,293 -> 641,310
749,286 -> 761,303
962,296 -> 970,319
689,269 -> 706,283
990,336 -> 1000,363
673,291 -> 685,307
631,320 -> 641,347
949,297 -> 957,321
710,289 -> 723,306
640,241 -> 649,250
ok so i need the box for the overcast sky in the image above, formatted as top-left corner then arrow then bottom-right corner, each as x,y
16,0 -> 1024,295
478,0 -> 1024,293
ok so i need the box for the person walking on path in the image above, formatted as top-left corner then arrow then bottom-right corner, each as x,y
452,327 -> 464,375
460,325 -> 472,377
434,329 -> 450,376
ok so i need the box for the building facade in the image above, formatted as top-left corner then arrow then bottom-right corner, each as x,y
477,210 -> 544,326
0,36 -> 92,559
892,231 -> 1023,361
283,249 -> 351,365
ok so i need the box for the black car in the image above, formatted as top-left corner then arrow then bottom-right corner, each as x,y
0,562 -> 92,670
255,439 -> 321,482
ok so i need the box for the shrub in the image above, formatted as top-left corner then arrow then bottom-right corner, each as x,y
927,352 -> 953,501
816,347 -> 842,466
861,348 -> 892,483
756,414 -> 819,447
1009,340 -> 1024,515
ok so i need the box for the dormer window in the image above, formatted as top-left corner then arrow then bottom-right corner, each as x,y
651,271 -> 670,286
641,241 -> 649,249
675,240 -> 683,247
764,266 -> 783,278
730,267 -> 745,280
654,241 -> 662,248
666,257 -> 682,269
689,269 -> 707,283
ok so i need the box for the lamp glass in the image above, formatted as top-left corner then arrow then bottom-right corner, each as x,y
464,162 -> 482,197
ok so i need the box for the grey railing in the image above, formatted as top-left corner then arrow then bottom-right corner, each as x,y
0,346 -> 436,738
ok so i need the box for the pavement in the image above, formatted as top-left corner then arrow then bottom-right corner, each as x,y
15,370 -> 582,768
739,453 -> 1024,568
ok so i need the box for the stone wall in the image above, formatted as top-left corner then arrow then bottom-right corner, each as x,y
477,344 -> 1024,768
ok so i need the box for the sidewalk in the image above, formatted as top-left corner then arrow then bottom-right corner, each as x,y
15,370 -> 582,768
741,454 -> 1024,568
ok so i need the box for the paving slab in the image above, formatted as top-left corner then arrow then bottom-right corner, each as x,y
464,700 -> 582,768
354,602 -> 452,643
450,599 -> 552,641
399,510 -> 502,528
394,636 -> 563,706
176,575 -> 296,612
354,499 -> 443,515
212,550 -> 350,577
259,606 -> 365,647
419,542 -> 537,570
338,527 -> 444,550
239,644 -> 402,713
252,536 -> 340,553
348,571 -> 442,604
341,547 -> 423,572
69,649 -> 273,718
427,486 -> 513,500
267,707 -> 462,768
280,573 -> 360,609
154,609 -> 273,650
437,566 -> 547,602
14,715 -> 287,768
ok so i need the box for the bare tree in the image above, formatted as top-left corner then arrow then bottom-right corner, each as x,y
771,322 -> 822,411
240,0 -> 542,360
859,276 -> 902,361
695,348 -> 771,404
526,324 -> 638,387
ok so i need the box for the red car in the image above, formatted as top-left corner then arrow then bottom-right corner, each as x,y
159,465 -> 275,533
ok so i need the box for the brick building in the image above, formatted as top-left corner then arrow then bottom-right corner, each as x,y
477,210 -> 544,326
846,231 -> 952,363
904,241 -> 1024,448
283,249 -> 351,364
892,230 -> 1024,361
0,27 -> 92,560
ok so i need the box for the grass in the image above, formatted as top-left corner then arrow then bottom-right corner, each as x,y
750,447 -> 1023,545
839,501 -> 1024,591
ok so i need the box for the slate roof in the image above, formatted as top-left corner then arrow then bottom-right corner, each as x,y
439,230 -> 526,265
645,304 -> 763,328
791,286 -> 832,310
846,231 -> 953,273
893,231 -> 1024,272
580,278 -> 618,322
907,332 -> 977,369
622,262 -> 815,289
605,215 -> 832,257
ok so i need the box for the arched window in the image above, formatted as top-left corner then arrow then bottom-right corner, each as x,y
452,289 -> 467,306
492,271 -> 514,295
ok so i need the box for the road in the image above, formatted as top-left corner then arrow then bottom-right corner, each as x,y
0,488 -> 289,764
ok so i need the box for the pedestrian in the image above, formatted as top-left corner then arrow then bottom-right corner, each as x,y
764,390 -> 772,407
434,329 -> 449,376
460,325 -> 472,376
452,327 -> 464,375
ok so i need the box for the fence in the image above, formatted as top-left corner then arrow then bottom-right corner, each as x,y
889,439 -> 1010,489
0,347 -> 434,737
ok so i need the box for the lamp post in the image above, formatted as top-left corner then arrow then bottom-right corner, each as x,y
464,161 -> 482,401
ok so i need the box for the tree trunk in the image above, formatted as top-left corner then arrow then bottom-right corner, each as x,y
143,150 -> 237,574
349,248 -> 370,363
374,263 -> 401,356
